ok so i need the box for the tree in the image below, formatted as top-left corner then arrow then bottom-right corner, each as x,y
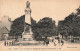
58,7 -> 80,38
10,15 -> 25,36
34,17 -> 56,41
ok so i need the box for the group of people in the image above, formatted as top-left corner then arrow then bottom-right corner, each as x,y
53,39 -> 64,46
4,40 -> 15,46
43,37 -> 64,46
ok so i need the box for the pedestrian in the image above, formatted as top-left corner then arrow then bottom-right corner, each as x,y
54,39 -> 58,46
12,41 -> 14,45
61,40 -> 64,46
6,41 -> 8,46
54,41 -> 56,46
52,39 -> 54,42
4,41 -> 6,46
46,40 -> 49,46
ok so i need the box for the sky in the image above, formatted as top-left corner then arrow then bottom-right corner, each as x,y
0,0 -> 80,25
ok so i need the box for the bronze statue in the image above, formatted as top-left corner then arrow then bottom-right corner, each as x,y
26,1 -> 30,8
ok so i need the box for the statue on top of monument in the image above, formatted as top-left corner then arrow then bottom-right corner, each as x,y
26,1 -> 30,8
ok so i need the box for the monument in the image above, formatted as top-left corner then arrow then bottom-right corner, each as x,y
22,1 -> 33,43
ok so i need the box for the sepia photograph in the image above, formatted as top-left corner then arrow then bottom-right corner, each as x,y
0,0 -> 80,51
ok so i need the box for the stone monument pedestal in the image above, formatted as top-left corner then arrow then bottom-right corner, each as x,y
22,27 -> 34,43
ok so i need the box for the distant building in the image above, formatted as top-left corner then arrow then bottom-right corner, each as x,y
2,27 -> 9,40
0,16 -> 12,40
1,16 -> 12,31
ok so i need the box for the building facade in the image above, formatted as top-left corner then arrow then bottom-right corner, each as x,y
0,16 -> 12,40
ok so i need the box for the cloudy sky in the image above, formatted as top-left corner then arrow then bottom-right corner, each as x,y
0,0 -> 80,25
